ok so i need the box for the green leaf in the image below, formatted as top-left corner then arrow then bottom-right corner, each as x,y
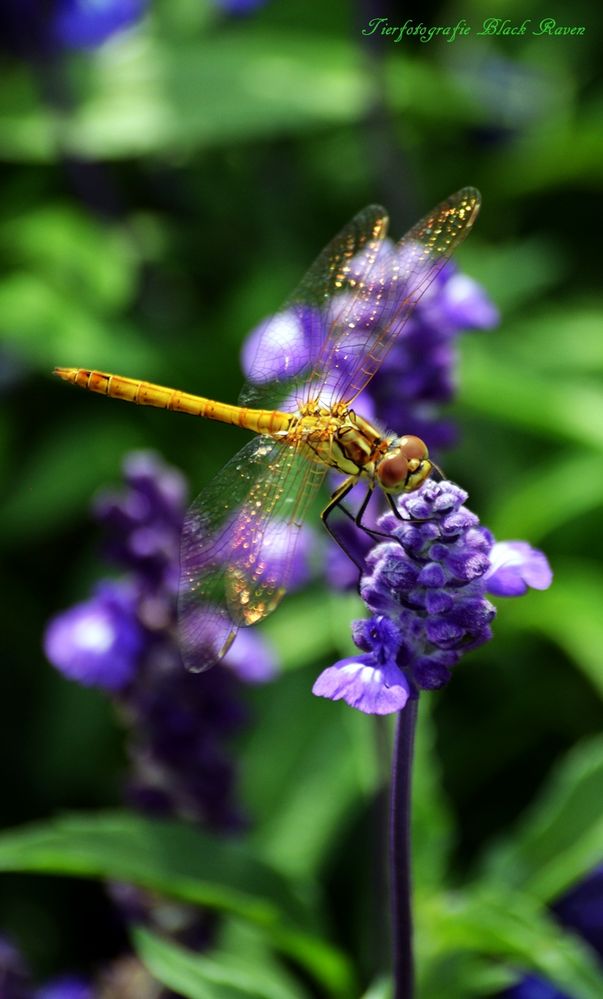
0,811 -> 353,996
359,977 -> 392,999
418,951 -> 516,999
459,237 -> 567,316
499,558 -> 603,700
0,273 -> 159,374
484,99 -> 603,195
412,699 -> 455,891
499,302 -> 603,375
0,27 -> 504,162
260,590 -> 360,673
242,666 -> 379,879
133,924 -> 309,999
461,339 -> 603,449
424,886 -> 603,999
0,204 -> 138,312
479,734 -> 603,903
0,416 -> 146,541
0,31 -> 375,161
485,453 -> 603,543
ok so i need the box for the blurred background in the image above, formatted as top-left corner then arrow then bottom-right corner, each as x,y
1,0 -> 602,996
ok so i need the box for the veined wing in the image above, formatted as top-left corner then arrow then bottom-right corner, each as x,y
299,187 -> 481,408
178,436 -> 326,672
239,204 -> 389,411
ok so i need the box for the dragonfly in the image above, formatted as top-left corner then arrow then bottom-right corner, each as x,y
55,187 -> 481,671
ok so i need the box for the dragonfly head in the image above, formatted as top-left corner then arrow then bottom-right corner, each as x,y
375,435 -> 432,495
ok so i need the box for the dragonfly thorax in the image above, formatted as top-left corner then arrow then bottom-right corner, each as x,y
374,434 -> 432,495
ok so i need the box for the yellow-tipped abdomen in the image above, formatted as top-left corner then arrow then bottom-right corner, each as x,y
53,367 -> 291,435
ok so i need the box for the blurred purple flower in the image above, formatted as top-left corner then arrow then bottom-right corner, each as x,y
36,977 -> 93,999
44,451 -> 278,831
0,0 -> 147,57
93,450 -> 187,593
497,864 -> 603,998
241,308 -> 322,392
552,864 -> 603,960
367,260 -> 498,453
313,479 -> 552,714
44,581 -> 143,691
500,975 -> 572,999
0,936 -> 32,999
54,0 -> 147,49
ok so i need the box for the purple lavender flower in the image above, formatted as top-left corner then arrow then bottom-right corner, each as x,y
492,865 -> 603,999
485,540 -> 553,596
36,977 -> 93,999
0,0 -> 147,57
552,864 -> 603,960
367,260 -> 498,453
0,936 -> 32,999
53,0 -> 147,49
499,975 -> 572,999
44,581 -> 144,691
44,451 -> 278,831
313,479 -> 552,715
93,450 -> 187,594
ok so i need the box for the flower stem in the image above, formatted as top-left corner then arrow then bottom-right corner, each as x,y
390,694 -> 419,999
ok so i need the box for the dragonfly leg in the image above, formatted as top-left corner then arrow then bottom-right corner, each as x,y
322,482 -> 395,578
321,477 -> 367,572
386,493 -> 404,520
339,486 -> 396,544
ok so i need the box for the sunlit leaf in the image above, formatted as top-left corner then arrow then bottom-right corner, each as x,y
0,273 -> 160,374
359,977 -> 392,999
133,924 -> 309,999
0,204 -> 138,312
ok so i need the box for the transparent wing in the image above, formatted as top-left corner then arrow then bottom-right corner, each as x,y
178,437 -> 326,672
239,189 -> 480,414
299,187 -> 481,407
239,204 -> 389,411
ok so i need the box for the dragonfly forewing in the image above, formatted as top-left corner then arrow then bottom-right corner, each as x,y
178,435 -> 326,671
238,204 -> 389,413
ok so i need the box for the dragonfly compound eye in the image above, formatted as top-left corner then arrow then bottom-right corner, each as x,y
376,451 -> 409,490
399,435 -> 429,467
376,436 -> 432,493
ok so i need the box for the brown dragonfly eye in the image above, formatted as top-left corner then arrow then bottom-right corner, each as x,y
400,435 -> 429,466
376,436 -> 431,492
377,451 -> 409,489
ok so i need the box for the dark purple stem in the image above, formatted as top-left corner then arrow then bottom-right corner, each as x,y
390,694 -> 418,999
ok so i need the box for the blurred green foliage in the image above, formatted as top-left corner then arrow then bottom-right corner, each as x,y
1,0 -> 603,995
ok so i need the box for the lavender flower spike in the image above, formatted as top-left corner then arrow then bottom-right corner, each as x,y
313,479 -> 552,714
